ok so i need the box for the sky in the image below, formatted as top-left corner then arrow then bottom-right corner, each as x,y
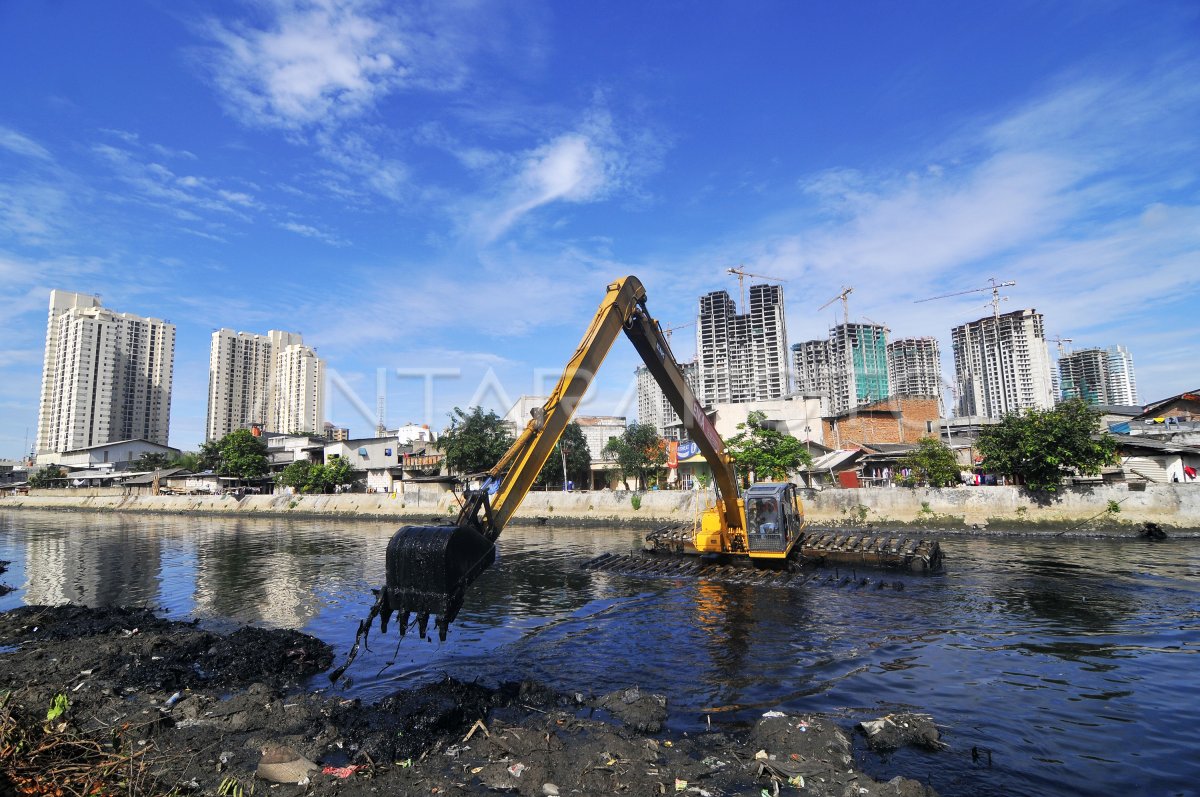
1,0 -> 1198,458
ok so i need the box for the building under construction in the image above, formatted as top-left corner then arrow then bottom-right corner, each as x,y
696,284 -> 789,408
952,308 -> 1055,418
829,322 -> 890,415
791,339 -> 832,409
887,337 -> 942,399
1059,345 -> 1139,406
637,360 -> 700,439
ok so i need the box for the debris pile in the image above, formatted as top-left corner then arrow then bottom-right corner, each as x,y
0,605 -> 943,796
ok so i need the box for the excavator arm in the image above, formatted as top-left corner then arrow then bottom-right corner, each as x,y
377,276 -> 744,640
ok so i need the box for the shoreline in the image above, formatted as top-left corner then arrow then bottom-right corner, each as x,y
3,483 -> 1199,535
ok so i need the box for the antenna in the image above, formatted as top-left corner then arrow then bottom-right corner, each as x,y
726,266 -> 787,310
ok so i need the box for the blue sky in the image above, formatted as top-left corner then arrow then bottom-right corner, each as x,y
1,0 -> 1197,457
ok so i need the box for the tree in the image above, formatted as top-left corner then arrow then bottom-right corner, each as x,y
724,411 -> 813,484
276,457 -> 356,494
196,440 -> 223,472
173,451 -> 204,472
602,423 -> 666,490
896,437 -> 960,487
28,465 -> 64,488
439,407 -> 514,475
976,398 -> 1118,493
215,429 -> 269,480
134,452 -> 173,471
535,422 -> 592,489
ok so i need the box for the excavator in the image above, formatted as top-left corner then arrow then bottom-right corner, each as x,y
371,276 -> 941,644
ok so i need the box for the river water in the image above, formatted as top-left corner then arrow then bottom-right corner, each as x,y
0,510 -> 1196,796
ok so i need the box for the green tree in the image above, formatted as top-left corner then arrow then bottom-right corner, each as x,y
197,440 -> 223,471
173,451 -> 203,472
602,423 -> 665,490
724,411 -> 813,484
277,457 -> 356,494
278,461 -> 316,492
134,451 -> 173,471
535,422 -> 592,489
896,437 -> 960,487
28,465 -> 64,488
977,398 -> 1118,493
439,406 -> 514,475
215,428 -> 269,480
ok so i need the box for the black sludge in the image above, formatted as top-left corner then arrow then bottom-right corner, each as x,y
381,524 -> 497,640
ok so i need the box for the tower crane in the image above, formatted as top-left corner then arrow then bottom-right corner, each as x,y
662,320 -> 695,341
819,286 -> 854,326
1046,335 -> 1073,358
726,266 -> 787,310
914,278 -> 1015,321
916,277 -> 1017,417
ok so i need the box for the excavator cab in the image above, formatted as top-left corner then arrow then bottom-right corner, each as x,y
743,483 -> 802,554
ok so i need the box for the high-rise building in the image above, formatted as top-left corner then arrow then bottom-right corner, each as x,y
887,337 -> 942,399
791,339 -> 832,401
1105,345 -> 1139,405
952,309 -> 1055,418
696,285 -> 788,407
1057,345 -> 1139,406
828,322 -> 889,415
206,329 -> 324,439
36,290 -> 175,462
1058,348 -> 1109,404
636,360 -> 700,439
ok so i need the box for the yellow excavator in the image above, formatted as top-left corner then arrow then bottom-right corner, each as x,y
373,276 -> 939,644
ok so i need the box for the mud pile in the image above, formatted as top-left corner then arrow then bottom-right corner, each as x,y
0,605 -> 940,796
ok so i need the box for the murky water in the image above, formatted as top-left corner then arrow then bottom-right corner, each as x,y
1,510 -> 1197,796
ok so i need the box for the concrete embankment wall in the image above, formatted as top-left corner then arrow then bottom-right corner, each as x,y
3,483 -> 1199,533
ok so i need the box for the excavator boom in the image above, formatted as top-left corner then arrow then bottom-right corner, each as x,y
376,276 -> 744,640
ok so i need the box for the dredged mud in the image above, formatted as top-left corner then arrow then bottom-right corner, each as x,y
0,605 -> 939,796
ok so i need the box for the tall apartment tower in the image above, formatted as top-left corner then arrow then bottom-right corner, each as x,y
1058,348 -> 1109,404
1105,345 -> 1139,405
791,338 -> 833,410
1058,345 -> 1139,406
696,285 -> 788,407
36,290 -> 175,460
828,322 -> 889,415
952,308 -> 1055,418
636,360 -> 700,439
206,329 -> 324,439
887,337 -> 942,398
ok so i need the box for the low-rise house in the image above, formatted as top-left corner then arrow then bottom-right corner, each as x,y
53,439 -> 181,470
324,436 -> 404,492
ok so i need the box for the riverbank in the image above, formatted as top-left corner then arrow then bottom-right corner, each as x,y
3,482 -> 1199,534
0,604 -> 938,796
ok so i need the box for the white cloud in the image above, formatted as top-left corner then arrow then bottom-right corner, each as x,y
201,0 -> 476,131
0,127 -> 53,161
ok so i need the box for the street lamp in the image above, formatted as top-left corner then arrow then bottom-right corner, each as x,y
560,441 -> 572,492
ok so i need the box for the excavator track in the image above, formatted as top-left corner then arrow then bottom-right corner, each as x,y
584,530 -> 943,588
580,551 -> 913,590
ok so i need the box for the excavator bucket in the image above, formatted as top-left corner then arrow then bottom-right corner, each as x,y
380,524 -> 496,641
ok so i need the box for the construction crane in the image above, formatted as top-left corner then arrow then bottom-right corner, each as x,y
1046,335 -> 1073,359
662,320 -> 695,341
726,266 -> 787,310
915,278 -> 1015,321
819,286 -> 854,325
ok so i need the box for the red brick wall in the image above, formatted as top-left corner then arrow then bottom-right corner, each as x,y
821,397 -> 940,448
